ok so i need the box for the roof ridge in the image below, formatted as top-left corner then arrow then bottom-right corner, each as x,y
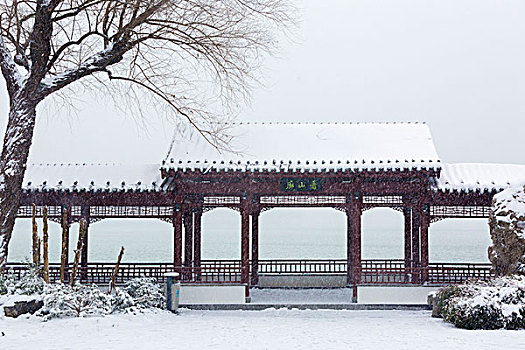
27,162 -> 161,167
209,121 -> 426,125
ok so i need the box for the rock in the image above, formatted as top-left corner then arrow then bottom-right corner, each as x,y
488,184 -> 525,276
3,300 -> 43,318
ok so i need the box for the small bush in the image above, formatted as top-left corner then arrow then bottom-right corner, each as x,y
2,270 -> 165,320
434,285 -> 461,318
39,283 -> 114,320
437,275 -> 525,330
37,277 -> 165,320
445,303 -> 504,330
0,263 -> 44,296
0,273 -> 8,295
123,277 -> 165,309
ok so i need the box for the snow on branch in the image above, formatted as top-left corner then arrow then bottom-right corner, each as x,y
37,39 -> 131,99
0,36 -> 23,97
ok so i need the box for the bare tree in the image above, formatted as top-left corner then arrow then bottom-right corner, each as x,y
0,0 -> 293,269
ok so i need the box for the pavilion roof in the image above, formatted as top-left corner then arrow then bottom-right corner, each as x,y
22,163 -> 162,192
434,163 -> 525,193
20,162 -> 525,195
163,122 -> 441,173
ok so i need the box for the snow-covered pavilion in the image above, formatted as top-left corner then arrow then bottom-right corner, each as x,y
13,122 -> 525,301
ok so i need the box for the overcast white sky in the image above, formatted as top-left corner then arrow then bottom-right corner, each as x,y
1,0 -> 524,165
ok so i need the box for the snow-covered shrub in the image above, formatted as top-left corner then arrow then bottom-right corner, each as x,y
2,268 -> 165,320
0,264 -> 44,296
112,287 -> 136,311
433,285 -> 461,318
39,283 -> 115,320
37,277 -> 165,320
0,272 -> 8,295
489,184 -> 525,276
436,276 -> 525,330
123,277 -> 165,309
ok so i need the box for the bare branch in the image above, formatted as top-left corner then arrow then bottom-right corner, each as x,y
47,30 -> 108,71
1,0 -> 296,138
105,70 -> 219,149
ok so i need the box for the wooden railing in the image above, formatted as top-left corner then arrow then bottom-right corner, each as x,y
4,262 -> 244,285
258,259 -> 347,274
357,263 -> 494,285
5,260 -> 493,286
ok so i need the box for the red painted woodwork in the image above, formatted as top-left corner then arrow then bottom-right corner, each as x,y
173,206 -> 183,268
346,205 -> 353,284
13,166 -> 502,290
411,208 -> 420,268
241,202 -> 250,296
193,208 -> 202,269
183,212 -> 193,267
80,206 -> 89,281
251,210 -> 260,286
403,208 -> 411,270
352,197 -> 362,302
420,207 -> 430,282
6,260 -> 494,286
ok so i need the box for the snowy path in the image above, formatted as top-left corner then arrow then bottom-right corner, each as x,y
1,309 -> 523,349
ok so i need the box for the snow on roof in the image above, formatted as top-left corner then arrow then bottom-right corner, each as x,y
164,122 -> 441,172
23,163 -> 162,192
435,163 -> 525,192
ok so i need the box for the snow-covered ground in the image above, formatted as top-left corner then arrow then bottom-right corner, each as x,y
1,309 -> 523,349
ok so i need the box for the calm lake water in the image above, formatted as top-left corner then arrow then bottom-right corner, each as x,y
7,208 -> 491,264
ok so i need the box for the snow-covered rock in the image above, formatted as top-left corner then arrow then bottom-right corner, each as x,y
488,183 -> 525,276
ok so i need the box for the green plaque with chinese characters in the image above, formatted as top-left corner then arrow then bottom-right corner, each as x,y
281,179 -> 322,192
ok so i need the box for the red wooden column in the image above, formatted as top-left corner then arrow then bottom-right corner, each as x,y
346,204 -> 354,285
61,205 -> 70,279
403,207 -> 412,280
420,205 -> 430,282
183,210 -> 193,268
193,208 -> 202,269
251,209 -> 260,286
240,194 -> 250,301
352,193 -> 362,303
411,207 -> 421,283
173,204 -> 183,269
80,206 -> 89,282
411,209 -> 420,268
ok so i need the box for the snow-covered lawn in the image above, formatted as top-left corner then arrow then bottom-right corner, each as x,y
1,309 -> 523,349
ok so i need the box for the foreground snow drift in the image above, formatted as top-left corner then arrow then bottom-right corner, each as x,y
0,309 -> 523,349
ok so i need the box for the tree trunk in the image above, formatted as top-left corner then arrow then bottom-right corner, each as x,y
0,99 -> 37,271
